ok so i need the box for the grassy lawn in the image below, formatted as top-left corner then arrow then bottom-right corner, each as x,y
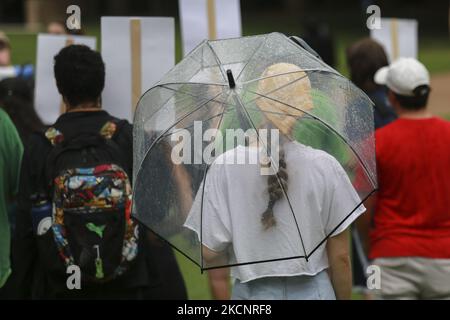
175,251 -> 212,300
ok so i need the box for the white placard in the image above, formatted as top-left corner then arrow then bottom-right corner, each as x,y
179,0 -> 242,56
34,34 -> 96,124
101,17 -> 175,123
371,18 -> 418,62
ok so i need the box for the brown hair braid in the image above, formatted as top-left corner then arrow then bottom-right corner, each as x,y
261,148 -> 288,230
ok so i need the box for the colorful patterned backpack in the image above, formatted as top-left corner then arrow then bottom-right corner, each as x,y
44,120 -> 138,283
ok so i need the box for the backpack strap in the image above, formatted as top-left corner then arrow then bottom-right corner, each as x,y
44,127 -> 65,146
101,118 -> 127,141
99,119 -> 131,175
43,118 -> 129,183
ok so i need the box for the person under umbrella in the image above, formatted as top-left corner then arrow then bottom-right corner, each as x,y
184,63 -> 366,300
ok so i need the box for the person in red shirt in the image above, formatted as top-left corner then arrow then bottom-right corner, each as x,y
359,57 -> 450,299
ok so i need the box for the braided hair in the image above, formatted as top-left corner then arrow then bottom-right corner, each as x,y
261,138 -> 288,230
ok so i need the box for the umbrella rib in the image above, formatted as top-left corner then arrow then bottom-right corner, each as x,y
160,81 -> 227,87
142,228 -> 203,270
199,166 -> 208,271
159,111 -> 227,140
248,90 -> 378,189
205,41 -> 227,83
153,85 -> 239,129
202,255 -> 306,272
306,188 -> 377,259
240,68 -> 331,85
137,82 -> 228,125
241,72 -> 312,108
231,90 -> 310,261
242,67 -> 375,111
235,35 -> 269,82
159,84 -> 227,105
139,84 -> 227,131
133,91 -> 224,192
199,94 -> 229,270
134,85 -> 212,129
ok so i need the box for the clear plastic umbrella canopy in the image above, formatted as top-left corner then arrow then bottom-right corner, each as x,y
133,33 -> 377,271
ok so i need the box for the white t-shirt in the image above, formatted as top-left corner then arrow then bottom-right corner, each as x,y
184,141 -> 365,283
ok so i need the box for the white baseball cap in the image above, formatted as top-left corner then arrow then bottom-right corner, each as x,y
374,57 -> 430,97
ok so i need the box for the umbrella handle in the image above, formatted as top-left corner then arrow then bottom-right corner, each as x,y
227,69 -> 252,134
226,69 -> 236,89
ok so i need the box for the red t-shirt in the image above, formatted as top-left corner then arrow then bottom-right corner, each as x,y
370,117 -> 450,259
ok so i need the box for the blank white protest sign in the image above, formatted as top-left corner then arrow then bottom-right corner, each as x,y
179,0 -> 242,56
101,17 -> 175,123
371,18 -> 418,62
34,34 -> 96,124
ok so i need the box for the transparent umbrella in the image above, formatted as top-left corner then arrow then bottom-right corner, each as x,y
133,32 -> 377,272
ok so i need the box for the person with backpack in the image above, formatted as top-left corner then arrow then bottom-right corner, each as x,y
11,45 -> 186,299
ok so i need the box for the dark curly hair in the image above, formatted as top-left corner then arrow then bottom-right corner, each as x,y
53,44 -> 105,108
0,77 -> 44,142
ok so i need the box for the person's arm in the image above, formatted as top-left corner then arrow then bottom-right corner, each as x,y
326,229 -> 352,300
202,246 -> 230,299
202,245 -> 225,263
208,268 -> 230,300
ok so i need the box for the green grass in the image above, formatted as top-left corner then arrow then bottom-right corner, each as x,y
7,32 -> 37,66
175,251 -> 212,300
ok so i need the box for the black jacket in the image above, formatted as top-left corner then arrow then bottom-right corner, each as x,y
10,110 -> 187,299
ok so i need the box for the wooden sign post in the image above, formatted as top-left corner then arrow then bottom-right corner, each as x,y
179,0 -> 242,56
101,17 -> 175,123
371,18 -> 418,62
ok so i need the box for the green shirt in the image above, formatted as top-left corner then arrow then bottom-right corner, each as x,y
0,108 -> 23,288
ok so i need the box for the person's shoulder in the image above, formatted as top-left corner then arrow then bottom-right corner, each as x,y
0,107 -> 8,119
107,114 -> 131,125
108,113 -> 131,126
433,116 -> 450,127
213,146 -> 242,165
288,142 -> 342,173
102,113 -> 132,138
375,119 -> 400,136
288,141 -> 335,162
